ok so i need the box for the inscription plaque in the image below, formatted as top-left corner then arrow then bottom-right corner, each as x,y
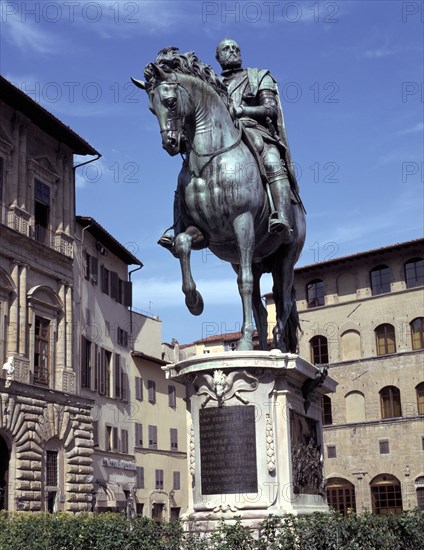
199,405 -> 258,495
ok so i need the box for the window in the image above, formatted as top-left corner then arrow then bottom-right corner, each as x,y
379,440 -> 390,454
322,395 -> 333,425
380,386 -> 402,419
135,423 -> 143,447
416,477 -> 424,511
101,266 -> 110,295
112,427 -> 119,451
105,425 -> 112,451
121,429 -> 129,454
92,421 -> 99,447
173,471 -> 181,491
370,265 -> 391,295
170,428 -> 178,451
34,317 -> 50,385
110,271 -> 119,301
155,469 -> 164,490
34,179 -> 50,244
117,327 -> 128,348
370,474 -> 402,515
327,445 -> 337,458
416,382 -> 424,415
136,467 -> 144,489
375,324 -> 396,355
46,450 -> 58,487
224,341 -> 238,351
45,449 -> 58,514
136,377 -> 143,401
326,478 -> 356,516
85,253 -> 98,284
81,336 -> 92,389
411,318 -> 424,350
0,156 -> 3,205
99,348 -> 111,396
310,335 -> 329,364
148,425 -> 157,449
405,258 -> 424,288
306,279 -> 325,308
168,385 -> 176,408
114,354 -> 128,400
148,380 -> 156,403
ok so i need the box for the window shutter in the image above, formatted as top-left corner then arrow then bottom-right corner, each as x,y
114,354 -> 121,399
113,427 -> 119,451
90,256 -> 98,284
121,370 -> 129,401
135,423 -> 143,447
173,471 -> 180,490
92,421 -> 99,446
110,271 -> 119,300
123,281 -> 132,307
136,377 -> 143,401
136,467 -> 144,488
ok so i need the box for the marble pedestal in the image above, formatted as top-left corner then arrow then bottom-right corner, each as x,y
163,350 -> 337,531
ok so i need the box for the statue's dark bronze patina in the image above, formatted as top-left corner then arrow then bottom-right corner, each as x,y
132,44 -> 306,352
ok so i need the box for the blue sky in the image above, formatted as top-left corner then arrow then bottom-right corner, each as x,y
1,0 -> 423,344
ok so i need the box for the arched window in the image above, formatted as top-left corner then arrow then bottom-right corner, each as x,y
411,317 -> 424,350
375,324 -> 396,355
326,478 -> 356,515
416,382 -> 424,415
345,391 -> 366,423
306,279 -> 325,308
405,258 -> 424,288
322,395 -> 333,425
310,335 -> 329,364
380,386 -> 402,419
370,265 -> 391,295
341,330 -> 361,360
415,476 -> 424,512
370,474 -> 402,515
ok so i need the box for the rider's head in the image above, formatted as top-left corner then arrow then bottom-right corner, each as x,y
216,39 -> 242,71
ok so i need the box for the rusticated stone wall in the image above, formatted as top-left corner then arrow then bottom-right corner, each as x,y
0,381 -> 94,512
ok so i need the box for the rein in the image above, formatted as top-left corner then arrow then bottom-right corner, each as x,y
160,78 -> 242,162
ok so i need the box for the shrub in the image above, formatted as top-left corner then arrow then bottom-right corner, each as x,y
0,509 -> 423,549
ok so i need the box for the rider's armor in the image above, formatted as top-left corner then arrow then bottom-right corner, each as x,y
222,67 -> 301,238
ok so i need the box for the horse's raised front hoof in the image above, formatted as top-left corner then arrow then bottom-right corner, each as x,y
185,290 -> 204,316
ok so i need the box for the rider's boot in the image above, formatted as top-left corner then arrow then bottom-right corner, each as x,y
158,232 -> 175,250
268,175 -> 293,242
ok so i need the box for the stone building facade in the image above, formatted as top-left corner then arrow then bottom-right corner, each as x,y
266,238 -> 424,514
131,311 -> 189,521
0,76 -> 99,511
74,217 -> 143,513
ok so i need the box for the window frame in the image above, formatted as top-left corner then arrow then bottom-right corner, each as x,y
310,335 -> 329,364
370,265 -> 391,295
411,318 -> 424,350
380,386 -> 402,419
148,425 -> 157,449
34,316 -> 50,386
306,279 -> 325,308
405,258 -> 424,288
375,324 -> 396,355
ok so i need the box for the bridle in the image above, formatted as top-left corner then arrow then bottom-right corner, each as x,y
153,76 -> 242,162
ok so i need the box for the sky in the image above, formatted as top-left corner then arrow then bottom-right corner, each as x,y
1,0 -> 423,345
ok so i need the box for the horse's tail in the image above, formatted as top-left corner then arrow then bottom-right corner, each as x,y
285,286 -> 301,353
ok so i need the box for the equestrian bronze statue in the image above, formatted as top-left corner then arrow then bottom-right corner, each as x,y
132,44 -> 306,353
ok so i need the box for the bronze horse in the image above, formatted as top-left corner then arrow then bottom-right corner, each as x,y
132,51 -> 306,352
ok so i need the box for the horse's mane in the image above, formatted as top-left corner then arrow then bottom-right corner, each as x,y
145,47 -> 233,111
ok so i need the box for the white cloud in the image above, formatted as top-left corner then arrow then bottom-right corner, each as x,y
397,122 -> 424,136
2,1 -> 63,54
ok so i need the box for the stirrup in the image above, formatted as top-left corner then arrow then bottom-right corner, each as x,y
268,212 -> 293,241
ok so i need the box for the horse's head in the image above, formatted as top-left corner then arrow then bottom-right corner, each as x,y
132,64 -> 193,157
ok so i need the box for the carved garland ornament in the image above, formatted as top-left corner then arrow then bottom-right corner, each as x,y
265,413 -> 276,473
193,369 -> 259,408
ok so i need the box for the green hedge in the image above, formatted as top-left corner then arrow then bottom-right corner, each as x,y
0,510 -> 423,549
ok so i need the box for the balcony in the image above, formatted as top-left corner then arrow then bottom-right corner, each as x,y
2,203 -> 74,259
